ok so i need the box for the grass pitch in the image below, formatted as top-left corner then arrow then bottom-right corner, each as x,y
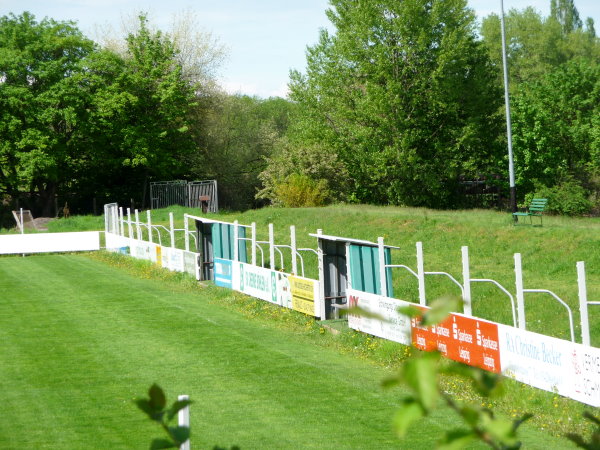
0,253 -> 576,449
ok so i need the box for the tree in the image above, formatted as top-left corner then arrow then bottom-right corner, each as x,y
94,8 -> 227,95
511,58 -> 600,206
0,12 -> 95,215
190,94 -> 294,210
551,0 -> 583,34
289,0 -> 504,207
73,15 -> 199,207
480,4 -> 600,87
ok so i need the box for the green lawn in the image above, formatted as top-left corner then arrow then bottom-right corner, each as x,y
0,253 -> 576,449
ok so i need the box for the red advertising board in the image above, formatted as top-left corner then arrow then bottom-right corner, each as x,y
411,307 -> 501,373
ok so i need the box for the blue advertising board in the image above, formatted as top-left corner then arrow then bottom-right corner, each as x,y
214,258 -> 233,288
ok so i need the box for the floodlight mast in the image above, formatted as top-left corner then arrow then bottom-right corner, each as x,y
500,0 -> 517,218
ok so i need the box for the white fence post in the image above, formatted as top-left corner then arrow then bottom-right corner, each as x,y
269,223 -> 275,270
578,261 -> 590,346
119,207 -> 124,236
147,210 -> 153,244
233,220 -> 239,262
251,222 -> 257,266
183,214 -> 189,251
378,237 -> 388,297
514,253 -> 526,330
290,225 -> 298,275
178,394 -> 190,450
416,242 -> 426,306
19,208 -> 24,234
135,209 -> 141,240
316,229 -> 326,319
462,246 -> 472,316
127,208 -> 132,238
169,212 -> 175,248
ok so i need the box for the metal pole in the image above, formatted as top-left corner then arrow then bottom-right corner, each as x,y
377,237 -> 387,298
147,210 -> 153,244
290,226 -> 298,275
268,223 -> 275,270
462,246 -> 472,316
316,229 -> 326,319
416,242 -> 426,306
500,0 -> 517,216
514,253 -> 526,330
127,208 -> 132,239
251,222 -> 257,266
119,207 -> 124,236
135,209 -> 141,240
577,261 -> 590,346
169,212 -> 175,248
233,220 -> 239,262
178,394 -> 190,450
183,214 -> 189,251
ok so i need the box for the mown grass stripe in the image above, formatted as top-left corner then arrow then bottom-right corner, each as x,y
0,254 -> 575,449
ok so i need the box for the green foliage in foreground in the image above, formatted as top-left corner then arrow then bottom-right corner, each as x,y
390,297 -> 534,449
0,252 -> 583,448
135,384 -> 192,449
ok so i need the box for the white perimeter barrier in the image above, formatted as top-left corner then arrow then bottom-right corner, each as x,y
214,258 -> 322,317
0,231 -> 101,255
347,288 -> 600,407
105,232 -> 200,280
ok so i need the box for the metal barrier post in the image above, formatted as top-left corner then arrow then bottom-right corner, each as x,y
251,222 -> 257,266
514,253 -> 526,330
462,246 -> 472,316
416,242 -> 426,306
178,395 -> 190,450
127,208 -> 132,238
234,220 -> 239,262
578,261 -> 590,346
147,210 -> 153,243
378,237 -> 387,297
291,226 -> 298,275
269,223 -> 275,270
135,209 -> 141,240
169,212 -> 175,248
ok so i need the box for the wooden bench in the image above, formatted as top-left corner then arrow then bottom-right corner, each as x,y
512,198 -> 548,225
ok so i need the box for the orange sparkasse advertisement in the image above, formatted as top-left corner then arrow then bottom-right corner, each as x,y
411,307 -> 501,373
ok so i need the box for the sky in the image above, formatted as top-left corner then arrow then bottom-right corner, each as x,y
2,0 -> 599,98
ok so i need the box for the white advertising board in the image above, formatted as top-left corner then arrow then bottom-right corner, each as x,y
0,231 -> 100,255
346,288 -> 412,346
161,247 -> 185,272
105,232 -> 129,252
498,324 -> 600,407
131,239 -> 159,262
233,262 -> 279,304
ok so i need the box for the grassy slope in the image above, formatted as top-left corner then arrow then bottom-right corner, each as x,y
0,253 -> 575,449
39,204 -> 600,344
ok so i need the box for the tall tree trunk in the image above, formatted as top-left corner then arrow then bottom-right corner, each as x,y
37,182 -> 56,217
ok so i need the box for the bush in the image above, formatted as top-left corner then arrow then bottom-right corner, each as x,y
272,173 -> 330,207
525,178 -> 592,216
256,140 -> 348,206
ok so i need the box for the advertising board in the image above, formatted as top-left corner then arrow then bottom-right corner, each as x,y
412,307 -> 501,373
183,251 -> 199,279
214,258 -> 233,288
0,231 -> 101,255
498,324 -> 600,406
105,232 -> 129,253
237,262 -> 278,304
289,276 -> 319,316
347,288 -> 412,346
130,239 -> 158,263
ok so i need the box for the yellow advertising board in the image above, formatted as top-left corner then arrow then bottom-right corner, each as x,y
155,246 -> 162,266
289,276 -> 316,316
